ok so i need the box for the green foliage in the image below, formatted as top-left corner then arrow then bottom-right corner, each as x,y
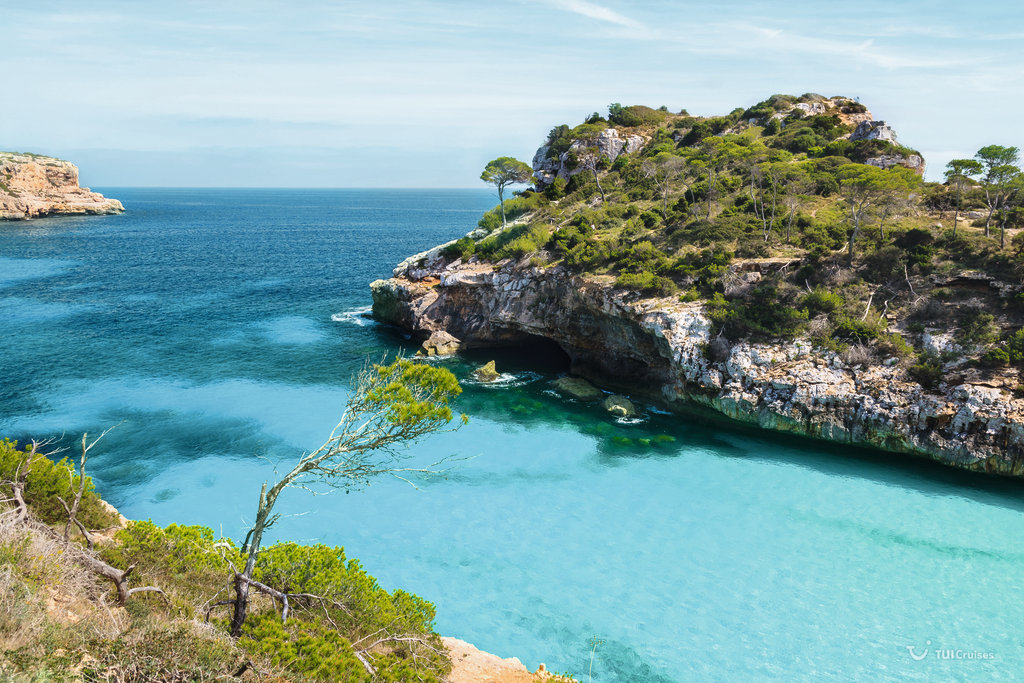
477,223 -> 549,260
877,332 -> 914,358
706,286 -> 809,340
545,125 -> 573,161
237,543 -> 449,682
480,157 -> 532,192
909,352 -> 944,390
364,359 -> 462,426
893,228 -> 935,268
802,288 -> 843,315
477,194 -> 544,231
614,271 -> 677,296
982,329 -> 1024,366
110,521 -> 240,577
832,314 -> 884,342
956,308 -> 998,345
608,104 -> 667,128
0,438 -> 116,528
614,240 -> 671,274
241,614 -> 370,681
671,246 -> 732,295
440,236 -> 476,260
544,176 -> 567,200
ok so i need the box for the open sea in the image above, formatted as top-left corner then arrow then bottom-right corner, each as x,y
2,188 -> 1023,681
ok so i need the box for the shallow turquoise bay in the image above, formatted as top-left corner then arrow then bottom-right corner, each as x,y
1,189 -> 1022,680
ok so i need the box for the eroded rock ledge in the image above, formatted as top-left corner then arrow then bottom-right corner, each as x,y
371,251 -> 1024,477
1,152 -> 123,220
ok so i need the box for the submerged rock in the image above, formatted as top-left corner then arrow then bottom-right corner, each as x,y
473,361 -> 499,382
553,376 -> 602,400
604,395 -> 636,417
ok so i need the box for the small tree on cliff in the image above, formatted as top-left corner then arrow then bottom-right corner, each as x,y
229,358 -> 465,637
481,157 -> 533,227
944,158 -> 982,236
974,145 -> 1021,237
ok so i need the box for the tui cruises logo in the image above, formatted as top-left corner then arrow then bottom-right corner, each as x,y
905,640 -> 996,662
905,641 -> 930,661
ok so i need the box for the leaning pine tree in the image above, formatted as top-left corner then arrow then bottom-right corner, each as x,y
228,358 -> 466,640
481,156 -> 533,227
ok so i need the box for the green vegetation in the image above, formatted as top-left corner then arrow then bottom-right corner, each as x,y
0,360 -> 473,682
452,95 -> 1024,393
481,156 -> 533,227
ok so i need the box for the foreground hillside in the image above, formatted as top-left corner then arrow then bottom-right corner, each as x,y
0,152 -> 123,219
372,94 -> 1024,475
0,437 -> 567,681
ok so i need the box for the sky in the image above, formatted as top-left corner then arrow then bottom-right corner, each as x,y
2,0 -> 1022,187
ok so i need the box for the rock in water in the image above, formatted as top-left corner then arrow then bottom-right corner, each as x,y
473,361 -> 499,382
553,376 -> 602,399
422,330 -> 461,356
604,395 -> 636,417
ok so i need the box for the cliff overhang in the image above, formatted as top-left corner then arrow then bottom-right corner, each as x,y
370,251 -> 1024,478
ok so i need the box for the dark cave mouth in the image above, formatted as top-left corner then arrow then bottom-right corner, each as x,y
459,334 -> 572,375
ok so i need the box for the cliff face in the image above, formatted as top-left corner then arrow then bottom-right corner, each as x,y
0,152 -> 123,220
371,251 -> 1024,478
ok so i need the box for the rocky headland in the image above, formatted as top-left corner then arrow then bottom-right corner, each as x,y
367,92 -> 1024,477
0,152 -> 123,220
372,252 -> 1024,477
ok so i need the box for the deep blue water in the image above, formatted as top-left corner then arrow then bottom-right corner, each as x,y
2,188 -> 1023,681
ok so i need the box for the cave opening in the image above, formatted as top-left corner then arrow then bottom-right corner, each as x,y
459,334 -> 572,375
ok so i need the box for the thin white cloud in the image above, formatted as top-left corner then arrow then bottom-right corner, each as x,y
731,24 -> 981,70
548,0 -> 644,30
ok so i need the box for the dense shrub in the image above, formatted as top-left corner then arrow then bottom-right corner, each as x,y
0,438 -> 117,528
706,286 -> 809,340
476,195 -> 544,231
832,314 -> 884,342
982,329 -> 1024,366
608,104 -> 667,128
909,352 -> 944,390
802,288 -> 843,315
477,223 -> 548,260
615,271 -> 677,296
440,236 -> 476,260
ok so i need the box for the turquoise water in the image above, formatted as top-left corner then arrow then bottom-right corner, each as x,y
2,188 -> 1023,681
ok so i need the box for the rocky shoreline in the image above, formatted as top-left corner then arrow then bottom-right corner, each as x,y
371,246 -> 1024,478
0,152 -> 123,220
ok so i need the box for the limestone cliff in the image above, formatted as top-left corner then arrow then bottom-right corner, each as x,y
371,250 -> 1024,478
0,152 -> 123,220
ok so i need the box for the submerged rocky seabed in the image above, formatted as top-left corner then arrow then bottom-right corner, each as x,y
372,248 -> 1024,477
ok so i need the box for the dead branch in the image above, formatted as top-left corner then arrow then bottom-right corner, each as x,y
861,289 -> 876,321
904,264 -> 917,297
57,496 -> 95,550
63,425 -> 120,542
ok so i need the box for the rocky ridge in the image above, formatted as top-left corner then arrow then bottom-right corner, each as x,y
371,249 -> 1024,477
0,152 -> 123,220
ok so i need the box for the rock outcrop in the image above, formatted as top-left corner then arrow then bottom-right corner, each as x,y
850,120 -> 898,143
371,253 -> 1024,477
532,128 -> 647,188
866,153 -> 926,176
443,637 -> 568,682
0,152 -> 123,220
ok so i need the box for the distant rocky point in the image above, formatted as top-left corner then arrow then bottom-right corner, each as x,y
0,151 -> 123,220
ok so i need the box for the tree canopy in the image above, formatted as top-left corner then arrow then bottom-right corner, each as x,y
481,157 -> 533,227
